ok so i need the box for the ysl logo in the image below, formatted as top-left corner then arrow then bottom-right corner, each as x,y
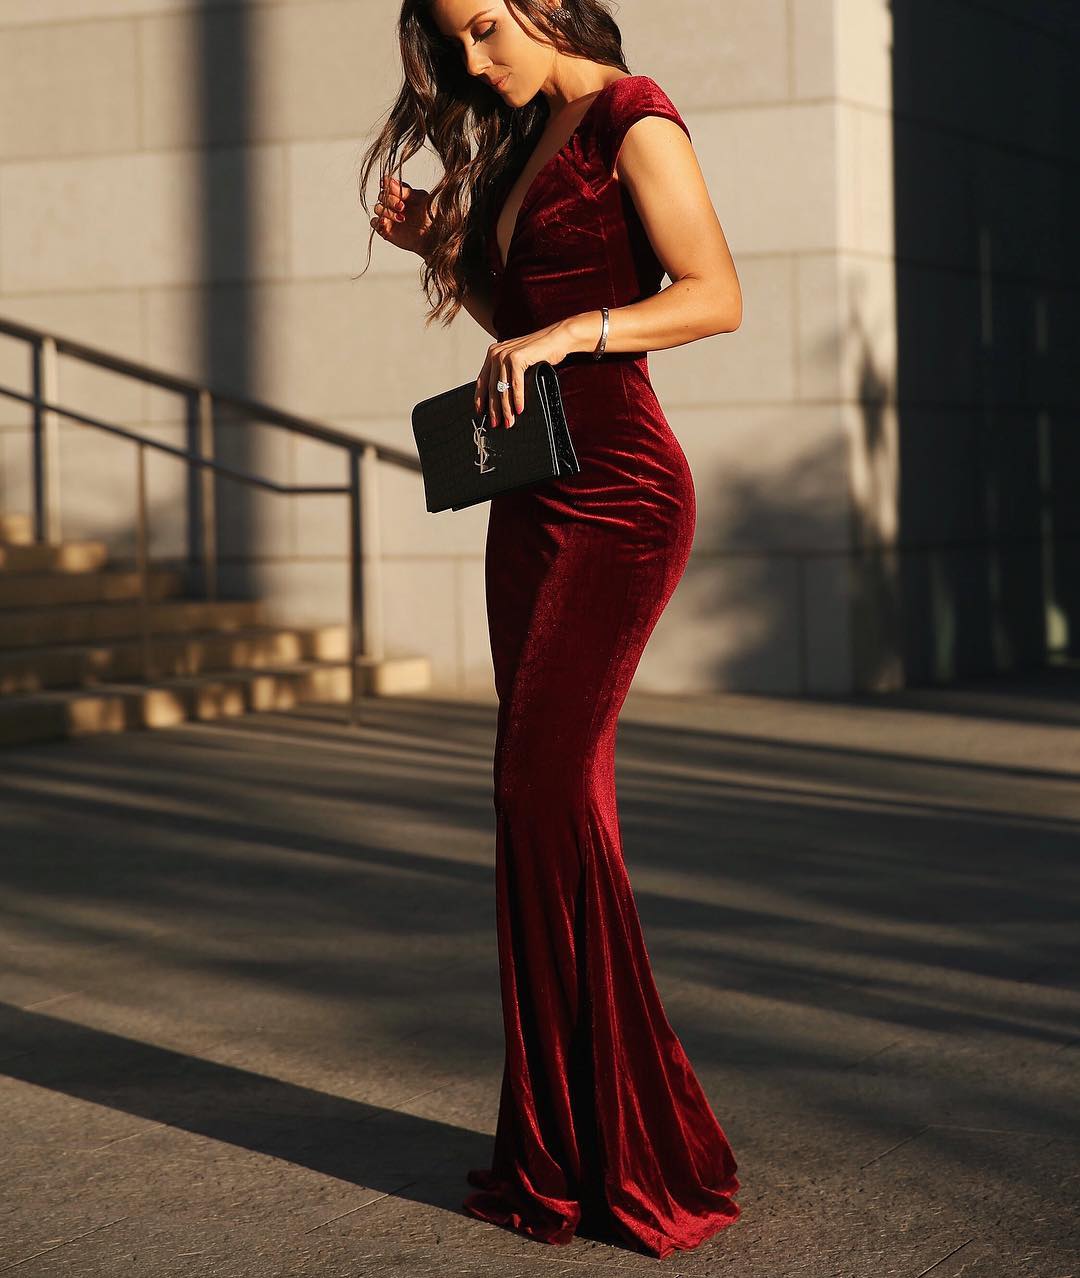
473,411 -> 496,474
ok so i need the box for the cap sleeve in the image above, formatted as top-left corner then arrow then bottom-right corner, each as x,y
596,75 -> 692,179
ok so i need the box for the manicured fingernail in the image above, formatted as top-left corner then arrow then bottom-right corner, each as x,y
507,415 -> 514,426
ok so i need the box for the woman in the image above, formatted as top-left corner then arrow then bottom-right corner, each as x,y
358,0 -> 743,1260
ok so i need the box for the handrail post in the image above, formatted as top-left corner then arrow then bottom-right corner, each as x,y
135,440 -> 153,682
347,443 -> 385,727
196,388 -> 218,601
348,450 -> 362,725
360,442 -> 384,664
31,335 -> 62,545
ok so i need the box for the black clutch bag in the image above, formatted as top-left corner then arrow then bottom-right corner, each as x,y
411,360 -> 580,512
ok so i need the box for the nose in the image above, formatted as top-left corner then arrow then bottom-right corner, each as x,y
464,48 -> 492,79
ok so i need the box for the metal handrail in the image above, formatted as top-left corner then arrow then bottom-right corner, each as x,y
0,316 -> 423,728
0,385 -> 356,495
0,315 -> 420,468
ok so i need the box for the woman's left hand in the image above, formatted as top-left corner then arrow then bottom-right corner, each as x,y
473,320 -> 573,428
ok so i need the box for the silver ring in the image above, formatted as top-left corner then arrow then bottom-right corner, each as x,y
496,379 -> 510,393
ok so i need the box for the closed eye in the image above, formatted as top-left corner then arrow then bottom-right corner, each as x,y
453,22 -> 495,54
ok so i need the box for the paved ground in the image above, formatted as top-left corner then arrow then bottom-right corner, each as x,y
1,666 -> 1078,1277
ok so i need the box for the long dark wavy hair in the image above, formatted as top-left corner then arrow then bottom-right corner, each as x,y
353,0 -> 629,328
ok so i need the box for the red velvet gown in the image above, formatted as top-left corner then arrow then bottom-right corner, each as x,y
463,74 -> 741,1259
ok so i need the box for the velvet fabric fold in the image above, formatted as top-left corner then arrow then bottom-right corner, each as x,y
464,74 -> 740,1260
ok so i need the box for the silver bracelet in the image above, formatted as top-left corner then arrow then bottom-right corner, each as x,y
592,306 -> 609,360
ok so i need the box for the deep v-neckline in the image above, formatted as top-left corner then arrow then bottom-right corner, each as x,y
492,75 -> 631,274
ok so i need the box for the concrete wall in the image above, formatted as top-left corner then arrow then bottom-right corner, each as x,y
0,0 -> 1074,697
635,0 -> 897,695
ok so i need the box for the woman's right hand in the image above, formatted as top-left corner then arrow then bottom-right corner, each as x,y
372,175 -> 434,260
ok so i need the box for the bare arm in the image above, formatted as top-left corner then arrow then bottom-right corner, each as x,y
460,276 -> 499,339
374,175 -> 498,338
416,242 -> 497,338
558,115 -> 742,356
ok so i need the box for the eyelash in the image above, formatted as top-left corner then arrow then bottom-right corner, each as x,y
456,23 -> 494,53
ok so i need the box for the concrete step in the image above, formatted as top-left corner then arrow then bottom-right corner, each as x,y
0,513 -> 32,545
0,539 -> 110,574
0,654 -> 433,747
0,566 -> 185,609
0,622 -> 349,694
0,597 -> 263,649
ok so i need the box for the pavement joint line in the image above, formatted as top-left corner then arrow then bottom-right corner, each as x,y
19,991 -> 85,1011
925,1123 -> 1061,1138
303,1182 -> 417,1232
841,1037 -> 906,1068
88,1120 -> 170,1152
860,1124 -> 929,1168
393,1024 -> 441,1042
632,731 -> 1080,784
913,1236 -> 977,1276
705,781 -> 1080,832
177,720 -> 488,762
0,1217 -> 129,1273
382,1079 -> 465,1109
